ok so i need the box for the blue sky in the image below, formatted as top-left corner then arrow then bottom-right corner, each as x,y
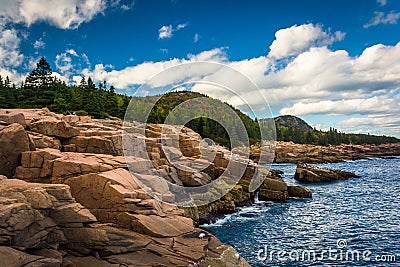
0,0 -> 399,137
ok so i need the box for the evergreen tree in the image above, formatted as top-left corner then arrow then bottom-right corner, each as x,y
24,57 -> 55,107
25,57 -> 53,88
105,85 -> 119,117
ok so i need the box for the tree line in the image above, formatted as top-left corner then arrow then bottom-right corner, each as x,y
276,125 -> 399,145
0,57 -> 130,118
0,57 -> 398,146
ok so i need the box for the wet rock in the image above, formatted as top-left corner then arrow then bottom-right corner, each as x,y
287,185 -> 312,198
294,163 -> 359,183
258,177 -> 288,202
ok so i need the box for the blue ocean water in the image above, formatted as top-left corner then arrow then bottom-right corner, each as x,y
202,157 -> 400,266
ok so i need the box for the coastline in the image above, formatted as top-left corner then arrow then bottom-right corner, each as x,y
251,141 -> 400,164
0,108 -> 397,266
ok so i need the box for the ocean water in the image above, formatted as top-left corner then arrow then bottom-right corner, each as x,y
202,157 -> 400,266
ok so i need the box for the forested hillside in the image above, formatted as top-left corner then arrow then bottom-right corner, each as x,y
0,57 -> 398,147
0,57 -> 130,118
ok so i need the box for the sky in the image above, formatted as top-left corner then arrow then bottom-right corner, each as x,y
0,0 -> 399,137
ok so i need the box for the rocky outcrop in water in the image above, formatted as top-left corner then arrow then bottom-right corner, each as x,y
287,185 -> 312,198
294,163 -> 360,183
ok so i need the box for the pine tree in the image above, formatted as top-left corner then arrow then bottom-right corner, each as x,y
105,85 -> 119,117
24,57 -> 55,107
25,57 -> 53,88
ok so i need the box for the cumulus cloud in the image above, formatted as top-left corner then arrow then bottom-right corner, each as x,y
338,115 -> 400,136
81,47 -> 228,89
0,0 -> 107,30
69,22 -> 398,135
77,32 -> 400,115
158,22 -> 188,39
54,49 -> 91,81
267,24 -> 345,59
280,93 -> 400,116
0,28 -> 23,70
364,11 -> 400,28
0,21 -> 25,83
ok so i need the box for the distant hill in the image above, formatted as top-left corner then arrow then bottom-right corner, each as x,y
273,115 -> 313,131
126,91 -> 265,147
0,57 -> 397,146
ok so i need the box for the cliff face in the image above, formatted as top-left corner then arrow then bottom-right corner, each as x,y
0,108 -> 254,267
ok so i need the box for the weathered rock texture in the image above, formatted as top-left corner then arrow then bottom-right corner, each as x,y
294,163 -> 360,183
0,108 -> 257,266
0,123 -> 35,177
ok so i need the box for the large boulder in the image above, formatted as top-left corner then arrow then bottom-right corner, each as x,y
29,119 -> 80,138
287,185 -> 312,198
258,177 -> 288,202
128,214 -> 194,237
0,112 -> 26,126
0,246 -> 61,267
294,163 -> 359,183
0,123 -> 34,177
14,151 -> 131,182
65,168 -> 182,228
29,132 -> 61,150
0,179 -> 102,255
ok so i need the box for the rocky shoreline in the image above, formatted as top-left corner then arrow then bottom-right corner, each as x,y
0,108 -> 313,267
1,108 -> 394,266
251,141 -> 400,163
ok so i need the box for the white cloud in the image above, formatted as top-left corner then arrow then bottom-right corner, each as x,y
280,93 -> 400,116
158,22 -> 189,39
54,49 -> 91,81
193,33 -> 200,43
33,38 -> 45,49
377,0 -> 387,6
338,115 -> 400,136
70,24 -> 398,135
158,25 -> 173,39
0,21 -> 394,136
268,23 -> 345,59
0,0 -> 107,30
160,48 -> 168,54
364,11 -> 400,28
55,50 -> 76,74
0,28 -> 23,68
80,47 -> 227,89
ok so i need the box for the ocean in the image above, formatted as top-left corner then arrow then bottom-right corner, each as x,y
202,157 -> 400,266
